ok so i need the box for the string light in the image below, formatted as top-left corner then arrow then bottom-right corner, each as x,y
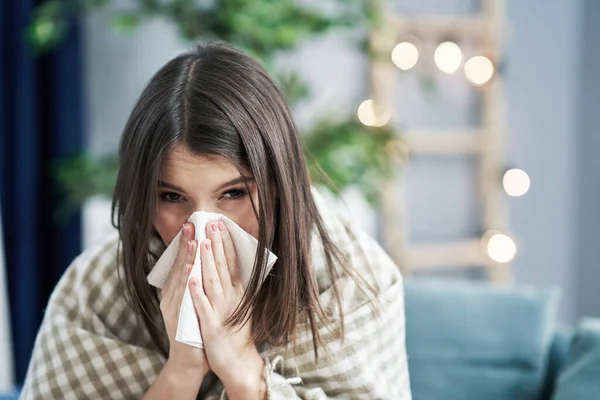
434,41 -> 462,74
386,37 -> 518,265
464,56 -> 495,85
482,231 -> 517,263
391,42 -> 419,71
503,169 -> 530,197
357,99 -> 391,127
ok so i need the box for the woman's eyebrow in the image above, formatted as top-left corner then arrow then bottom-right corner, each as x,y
217,176 -> 254,191
158,180 -> 186,193
158,177 -> 254,193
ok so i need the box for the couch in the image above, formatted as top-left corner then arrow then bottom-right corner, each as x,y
2,278 -> 599,399
405,278 -> 600,400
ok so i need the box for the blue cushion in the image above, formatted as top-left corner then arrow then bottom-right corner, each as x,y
404,278 -> 559,400
552,318 -> 600,400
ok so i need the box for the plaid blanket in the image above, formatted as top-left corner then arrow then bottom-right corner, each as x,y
21,192 -> 411,399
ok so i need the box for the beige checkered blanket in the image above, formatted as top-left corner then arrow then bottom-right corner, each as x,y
21,192 -> 411,399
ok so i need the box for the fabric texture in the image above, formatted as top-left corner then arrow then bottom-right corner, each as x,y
552,318 -> 600,400
404,278 -> 558,400
20,190 -> 411,399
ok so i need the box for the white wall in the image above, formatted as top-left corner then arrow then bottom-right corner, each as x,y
85,12 -> 189,156
575,0 -> 600,319
505,0 -> 582,323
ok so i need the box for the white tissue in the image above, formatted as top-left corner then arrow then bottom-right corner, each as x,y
147,212 -> 278,348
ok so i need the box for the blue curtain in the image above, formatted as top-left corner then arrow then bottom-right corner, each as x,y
0,1 -> 84,383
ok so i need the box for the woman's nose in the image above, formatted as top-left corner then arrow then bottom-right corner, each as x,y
188,201 -> 220,215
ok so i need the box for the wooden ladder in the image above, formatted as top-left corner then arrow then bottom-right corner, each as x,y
369,0 -> 513,283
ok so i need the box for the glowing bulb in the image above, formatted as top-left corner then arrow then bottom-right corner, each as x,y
484,232 -> 517,263
503,169 -> 530,197
391,42 -> 419,71
465,56 -> 495,85
434,41 -> 462,74
357,99 -> 391,127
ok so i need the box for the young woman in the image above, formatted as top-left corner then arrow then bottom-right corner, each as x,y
21,42 -> 411,399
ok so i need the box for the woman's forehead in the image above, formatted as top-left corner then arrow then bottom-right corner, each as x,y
160,145 -> 250,185
162,146 -> 231,169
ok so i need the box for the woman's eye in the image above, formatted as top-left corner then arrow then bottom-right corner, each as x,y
221,188 -> 247,200
161,192 -> 184,203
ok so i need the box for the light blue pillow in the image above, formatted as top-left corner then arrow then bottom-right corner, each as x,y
552,318 -> 600,400
404,278 -> 559,400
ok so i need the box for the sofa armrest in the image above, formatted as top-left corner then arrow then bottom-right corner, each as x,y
541,327 -> 572,400
552,318 -> 600,399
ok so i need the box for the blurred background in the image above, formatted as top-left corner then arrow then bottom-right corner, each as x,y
1,0 -> 599,396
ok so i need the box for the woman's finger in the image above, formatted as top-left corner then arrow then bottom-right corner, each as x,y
167,262 -> 191,315
189,276 -> 215,326
207,221 -> 232,288
162,223 -> 191,297
163,223 -> 194,296
171,239 -> 196,306
218,220 -> 239,284
200,239 -> 223,304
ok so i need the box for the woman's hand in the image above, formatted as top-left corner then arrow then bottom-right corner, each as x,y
189,220 -> 267,399
159,222 -> 209,382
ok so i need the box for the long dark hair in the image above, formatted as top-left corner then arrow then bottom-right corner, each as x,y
112,41 -> 361,357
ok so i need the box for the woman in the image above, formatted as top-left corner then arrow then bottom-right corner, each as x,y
21,42 -> 411,399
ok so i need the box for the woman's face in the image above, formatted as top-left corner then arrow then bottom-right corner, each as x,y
154,145 -> 259,245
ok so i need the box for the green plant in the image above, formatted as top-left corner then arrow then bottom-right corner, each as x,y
29,0 -> 374,59
32,0 -> 402,212
304,119 -> 399,204
51,153 -> 118,220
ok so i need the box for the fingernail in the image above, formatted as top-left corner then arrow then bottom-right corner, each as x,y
190,277 -> 198,287
211,222 -> 218,232
185,264 -> 192,274
188,240 -> 194,253
204,240 -> 211,251
182,224 -> 189,235
218,220 -> 226,232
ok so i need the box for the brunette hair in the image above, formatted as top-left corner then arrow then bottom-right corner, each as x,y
112,41 -> 361,357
